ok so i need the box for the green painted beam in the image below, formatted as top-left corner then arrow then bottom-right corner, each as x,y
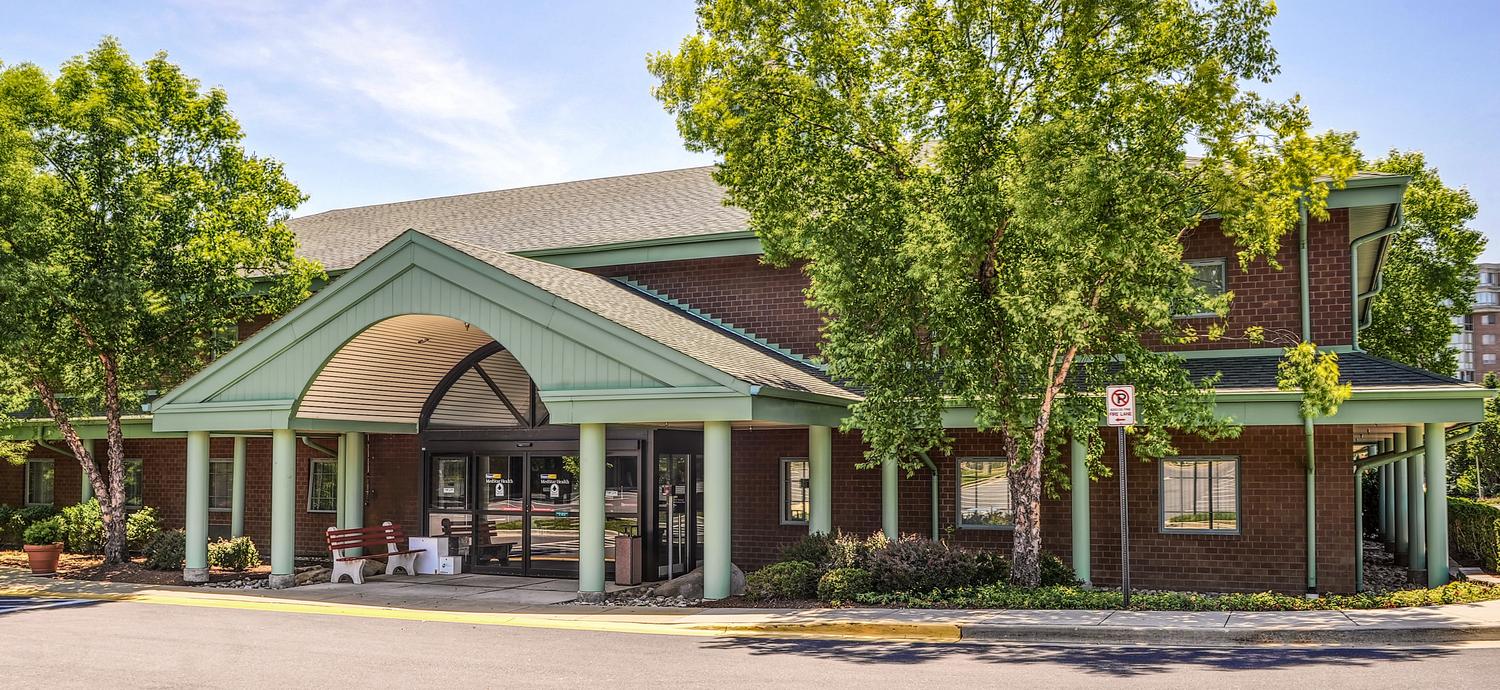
1425,422 -> 1450,587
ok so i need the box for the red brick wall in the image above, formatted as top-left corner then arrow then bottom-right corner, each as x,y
593,214 -> 1354,359
728,425 -> 1356,594
1161,210 -> 1353,351
589,255 -> 823,358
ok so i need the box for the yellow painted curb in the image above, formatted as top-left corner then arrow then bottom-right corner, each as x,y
0,585 -> 960,642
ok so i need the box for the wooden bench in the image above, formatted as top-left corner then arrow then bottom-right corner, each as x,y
326,521 -> 424,585
439,518 -> 517,566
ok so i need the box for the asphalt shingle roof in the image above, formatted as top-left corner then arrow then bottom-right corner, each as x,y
1182,352 -> 1470,391
290,167 -> 745,271
434,234 -> 858,401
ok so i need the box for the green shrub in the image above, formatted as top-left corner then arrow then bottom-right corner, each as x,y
817,567 -> 874,602
1039,552 -> 1080,587
208,536 -> 261,571
126,506 -> 161,553
853,580 -> 1500,611
826,530 -> 886,570
2,505 -> 59,546
59,499 -> 104,553
1450,497 -> 1500,571
23,516 -> 65,546
144,529 -> 186,570
780,532 -> 838,569
864,535 -> 1007,594
745,560 -> 821,600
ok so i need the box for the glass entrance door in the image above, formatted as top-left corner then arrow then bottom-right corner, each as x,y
525,455 -> 579,576
424,446 -> 640,578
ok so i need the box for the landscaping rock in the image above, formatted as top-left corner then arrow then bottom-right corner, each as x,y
653,563 -> 745,599
294,565 -> 330,585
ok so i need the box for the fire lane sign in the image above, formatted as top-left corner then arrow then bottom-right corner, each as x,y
1105,385 -> 1135,427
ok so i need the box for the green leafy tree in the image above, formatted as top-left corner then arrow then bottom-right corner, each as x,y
0,39 -> 321,562
651,0 -> 1353,585
1359,150 -> 1482,375
1453,372 -> 1500,499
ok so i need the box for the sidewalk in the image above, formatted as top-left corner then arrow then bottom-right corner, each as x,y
4,569 -> 1499,645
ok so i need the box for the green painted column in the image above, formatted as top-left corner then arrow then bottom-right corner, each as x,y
881,456 -> 898,540
703,420 -> 733,600
1070,435 -> 1091,586
184,430 -> 211,583
269,428 -> 297,590
1425,422 -> 1450,588
334,435 -> 347,530
578,423 -> 606,595
808,425 -> 832,535
1394,448 -> 1409,564
1376,446 -> 1388,541
81,438 -> 97,501
231,436 -> 247,538
344,433 -> 366,532
1304,417 -> 1317,593
1355,467 -> 1365,592
1407,425 -> 1426,581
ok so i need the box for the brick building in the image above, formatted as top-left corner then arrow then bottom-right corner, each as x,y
2,166 -> 1483,597
1454,262 -> 1500,382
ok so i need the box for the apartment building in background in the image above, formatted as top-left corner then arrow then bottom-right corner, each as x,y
1456,262 -> 1500,382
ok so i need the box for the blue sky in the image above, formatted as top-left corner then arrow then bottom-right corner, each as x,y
4,1 -> 1498,258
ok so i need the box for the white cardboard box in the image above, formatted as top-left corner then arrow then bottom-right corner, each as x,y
434,556 -> 461,575
408,537 -> 451,574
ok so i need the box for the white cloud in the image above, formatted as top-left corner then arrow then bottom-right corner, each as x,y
186,0 -> 570,197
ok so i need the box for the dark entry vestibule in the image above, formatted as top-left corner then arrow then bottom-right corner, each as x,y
421,428 -> 703,582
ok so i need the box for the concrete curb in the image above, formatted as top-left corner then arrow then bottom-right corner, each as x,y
958,623 -> 1500,646
5,574 -> 1500,646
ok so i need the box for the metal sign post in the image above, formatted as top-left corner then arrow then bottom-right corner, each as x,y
1105,385 -> 1135,608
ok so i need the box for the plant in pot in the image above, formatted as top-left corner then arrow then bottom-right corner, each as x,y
22,516 -> 66,576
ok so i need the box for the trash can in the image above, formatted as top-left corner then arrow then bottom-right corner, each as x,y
614,532 -> 642,586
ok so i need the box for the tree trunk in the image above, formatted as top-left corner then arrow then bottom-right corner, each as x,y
1008,346 -> 1078,588
99,352 -> 128,564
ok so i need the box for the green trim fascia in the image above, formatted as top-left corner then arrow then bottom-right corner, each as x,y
539,385 -> 848,426
749,396 -> 848,428
152,400 -> 294,432
939,389 -> 1488,428
1169,345 -> 1356,360
7,416 -> 184,440
515,231 -> 762,268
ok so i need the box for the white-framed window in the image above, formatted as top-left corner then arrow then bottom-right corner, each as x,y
1176,258 -> 1227,317
123,459 -> 145,509
957,457 -> 1012,529
1160,457 -> 1240,534
307,458 -> 338,513
24,458 -> 55,506
1484,334 -> 1496,346
780,457 -> 809,525
1484,314 -> 1497,325
209,459 -> 233,512
1485,353 -> 1497,365
1479,293 -> 1499,305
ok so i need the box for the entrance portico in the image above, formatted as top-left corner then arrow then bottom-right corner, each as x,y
150,230 -> 856,596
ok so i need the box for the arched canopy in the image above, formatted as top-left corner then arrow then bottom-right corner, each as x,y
150,230 -> 855,433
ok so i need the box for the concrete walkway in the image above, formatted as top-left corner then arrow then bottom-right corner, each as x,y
3,569 -> 1499,645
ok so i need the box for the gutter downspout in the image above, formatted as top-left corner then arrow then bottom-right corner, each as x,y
299,436 -> 338,458
1299,198 -> 1317,595
1349,209 -> 1403,350
917,451 -> 940,541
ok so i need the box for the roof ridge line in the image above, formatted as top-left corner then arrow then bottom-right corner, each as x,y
293,165 -> 719,220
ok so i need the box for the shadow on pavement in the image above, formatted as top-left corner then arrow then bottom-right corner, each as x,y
0,596 -> 105,616
699,637 -> 1460,676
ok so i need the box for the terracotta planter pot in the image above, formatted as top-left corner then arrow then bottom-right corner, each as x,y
22,542 -> 64,575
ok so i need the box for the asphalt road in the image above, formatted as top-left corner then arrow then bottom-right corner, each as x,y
2,597 -> 1498,688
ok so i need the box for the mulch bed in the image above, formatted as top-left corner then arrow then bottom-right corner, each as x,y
0,550 -> 271,586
